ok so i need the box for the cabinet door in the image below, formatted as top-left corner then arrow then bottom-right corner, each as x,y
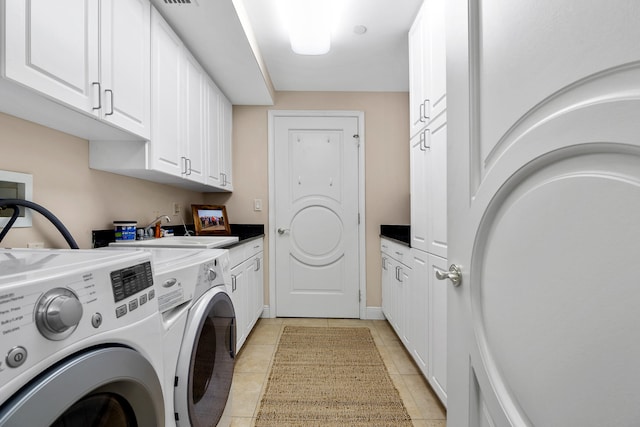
408,4 -> 429,139
183,53 -> 205,182
204,80 -> 223,188
100,0 -> 150,139
253,252 -> 264,322
411,249 -> 430,377
397,263 -> 412,348
428,253 -> 447,405
150,8 -> 183,176
426,114 -> 448,258
410,133 -> 429,252
230,263 -> 248,351
4,0 -> 98,112
381,254 -> 394,323
219,95 -> 233,190
426,0 -> 446,120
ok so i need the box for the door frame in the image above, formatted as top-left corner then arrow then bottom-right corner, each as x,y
267,110 -> 366,319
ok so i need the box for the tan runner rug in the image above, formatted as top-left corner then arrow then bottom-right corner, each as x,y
255,326 -> 413,427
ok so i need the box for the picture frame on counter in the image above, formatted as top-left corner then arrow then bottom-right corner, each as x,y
191,204 -> 231,235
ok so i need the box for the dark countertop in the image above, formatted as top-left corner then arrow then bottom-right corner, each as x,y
92,223 -> 264,248
380,224 -> 410,247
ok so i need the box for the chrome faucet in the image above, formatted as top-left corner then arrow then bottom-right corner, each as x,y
144,215 -> 171,237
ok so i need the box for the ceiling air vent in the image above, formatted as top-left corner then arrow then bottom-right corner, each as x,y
163,0 -> 192,4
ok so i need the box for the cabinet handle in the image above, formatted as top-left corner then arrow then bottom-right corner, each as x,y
419,131 -> 426,151
255,258 -> 261,271
92,82 -> 101,110
395,266 -> 400,281
423,99 -> 430,122
419,102 -> 425,123
382,257 -> 387,270
105,89 -> 114,116
186,158 -> 192,176
423,129 -> 431,150
181,157 -> 188,175
231,275 -> 237,292
397,266 -> 403,283
395,251 -> 403,256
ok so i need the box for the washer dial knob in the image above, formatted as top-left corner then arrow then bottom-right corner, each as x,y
35,288 -> 83,340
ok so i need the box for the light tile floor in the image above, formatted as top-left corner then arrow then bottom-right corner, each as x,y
228,318 -> 447,427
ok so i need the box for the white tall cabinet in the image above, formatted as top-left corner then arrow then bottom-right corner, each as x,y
410,0 -> 447,258
382,0 -> 448,407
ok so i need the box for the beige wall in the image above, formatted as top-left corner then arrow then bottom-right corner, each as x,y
205,91 -> 410,308
0,112 -> 204,249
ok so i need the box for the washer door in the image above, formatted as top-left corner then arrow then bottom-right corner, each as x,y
174,288 -> 236,427
0,346 -> 164,426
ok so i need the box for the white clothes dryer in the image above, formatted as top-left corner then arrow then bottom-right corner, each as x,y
0,248 -> 165,426
106,247 -> 236,427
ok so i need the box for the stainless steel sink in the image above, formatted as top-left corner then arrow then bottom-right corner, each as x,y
109,235 -> 239,249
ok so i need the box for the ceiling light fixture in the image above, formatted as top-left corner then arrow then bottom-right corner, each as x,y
279,0 -> 338,55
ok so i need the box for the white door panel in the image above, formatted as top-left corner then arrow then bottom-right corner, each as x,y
274,115 -> 360,318
448,0 -> 640,425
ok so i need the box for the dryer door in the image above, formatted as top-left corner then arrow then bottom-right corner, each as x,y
175,288 -> 236,427
0,347 -> 164,426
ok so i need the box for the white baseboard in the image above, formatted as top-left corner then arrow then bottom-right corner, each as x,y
365,306 -> 385,320
259,305 -> 385,320
260,305 -> 273,318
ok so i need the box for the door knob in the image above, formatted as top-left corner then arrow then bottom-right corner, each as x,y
277,228 -> 290,235
435,264 -> 462,287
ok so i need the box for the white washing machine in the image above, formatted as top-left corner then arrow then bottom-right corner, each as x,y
105,247 -> 236,427
0,248 -> 166,426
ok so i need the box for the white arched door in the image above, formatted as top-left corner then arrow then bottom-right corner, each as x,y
446,0 -> 640,425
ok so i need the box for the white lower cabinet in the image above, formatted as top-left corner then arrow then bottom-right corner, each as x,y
380,239 -> 412,348
411,248 -> 447,406
381,238 -> 447,407
229,238 -> 264,352
427,252 -> 447,405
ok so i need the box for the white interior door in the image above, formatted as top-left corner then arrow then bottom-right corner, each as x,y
447,0 -> 640,426
273,114 -> 361,318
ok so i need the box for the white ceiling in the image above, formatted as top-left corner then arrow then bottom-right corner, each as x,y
151,0 -> 423,105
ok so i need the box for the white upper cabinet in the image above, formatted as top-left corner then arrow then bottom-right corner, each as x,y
3,0 -> 150,139
219,95 -> 234,191
90,6 -> 232,192
408,5 -> 429,139
426,0 -> 446,120
100,0 -> 151,139
149,8 -> 183,177
409,0 -> 447,139
148,7 -> 227,189
183,52 -> 206,183
205,81 -> 223,188
4,0 -> 99,113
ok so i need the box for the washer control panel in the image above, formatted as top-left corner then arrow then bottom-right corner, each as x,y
0,250 -> 159,403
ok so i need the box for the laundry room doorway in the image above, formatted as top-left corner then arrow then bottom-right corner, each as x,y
269,111 -> 365,318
